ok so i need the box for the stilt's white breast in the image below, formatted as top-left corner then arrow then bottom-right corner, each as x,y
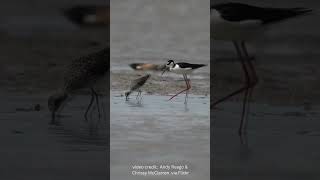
211,9 -> 262,41
170,65 -> 193,74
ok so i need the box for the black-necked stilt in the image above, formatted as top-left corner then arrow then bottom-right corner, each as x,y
48,48 -> 109,124
164,59 -> 206,103
63,5 -> 109,27
125,74 -> 150,100
211,2 -> 312,134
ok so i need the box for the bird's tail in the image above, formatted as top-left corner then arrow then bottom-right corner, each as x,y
263,7 -> 312,24
195,64 -> 207,69
129,63 -> 143,70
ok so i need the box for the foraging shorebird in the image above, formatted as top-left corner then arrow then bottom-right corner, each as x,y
125,74 -> 150,100
63,5 -> 109,26
48,48 -> 109,124
163,59 -> 206,103
211,2 -> 312,134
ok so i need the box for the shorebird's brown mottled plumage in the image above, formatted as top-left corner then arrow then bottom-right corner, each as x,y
64,48 -> 109,92
125,74 -> 150,100
48,47 -> 109,124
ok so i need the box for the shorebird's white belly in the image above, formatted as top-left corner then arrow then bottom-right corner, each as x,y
211,10 -> 262,41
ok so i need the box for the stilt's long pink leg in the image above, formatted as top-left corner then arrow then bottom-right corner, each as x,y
241,42 -> 258,132
169,74 -> 190,100
184,74 -> 191,103
212,41 -> 251,107
211,41 -> 252,135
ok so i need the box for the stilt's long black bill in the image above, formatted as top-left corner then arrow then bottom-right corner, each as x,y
161,69 -> 166,76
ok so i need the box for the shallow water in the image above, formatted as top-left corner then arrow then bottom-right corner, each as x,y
110,91 -> 210,179
213,102 -> 320,180
0,94 -> 108,179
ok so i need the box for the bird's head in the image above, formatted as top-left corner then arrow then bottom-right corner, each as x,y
162,59 -> 175,75
125,91 -> 131,100
48,91 -> 68,122
167,59 -> 175,66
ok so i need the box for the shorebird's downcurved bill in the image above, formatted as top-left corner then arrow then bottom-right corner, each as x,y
161,65 -> 170,76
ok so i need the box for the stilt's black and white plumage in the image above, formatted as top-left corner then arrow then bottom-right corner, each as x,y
164,59 -> 206,103
211,3 -> 312,40
211,2 -> 312,135
125,74 -> 150,101
48,48 -> 109,124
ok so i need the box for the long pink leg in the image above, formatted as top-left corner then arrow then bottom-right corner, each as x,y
211,41 -> 252,135
212,41 -> 251,107
241,42 -> 258,133
184,74 -> 191,103
234,41 -> 251,135
169,74 -> 190,100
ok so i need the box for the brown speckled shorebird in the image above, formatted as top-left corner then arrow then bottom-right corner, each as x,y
48,48 -> 109,124
125,74 -> 150,101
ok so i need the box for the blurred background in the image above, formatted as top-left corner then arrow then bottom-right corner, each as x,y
0,0 -> 108,93
0,0 -> 109,179
212,0 -> 320,180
